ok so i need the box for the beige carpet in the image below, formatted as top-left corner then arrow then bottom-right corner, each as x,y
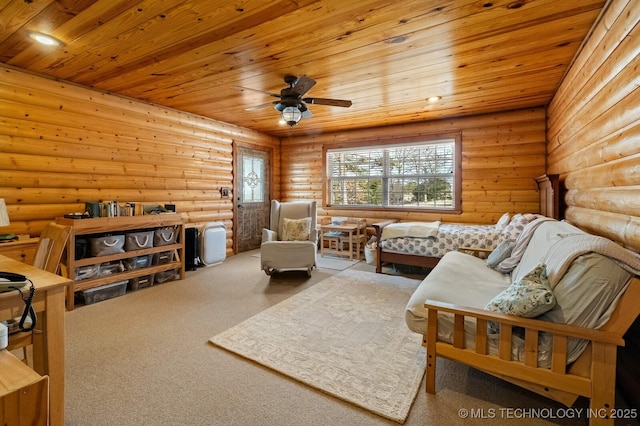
209,269 -> 425,423
251,252 -> 360,271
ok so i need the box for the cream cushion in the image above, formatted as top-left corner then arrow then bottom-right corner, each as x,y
281,217 -> 311,241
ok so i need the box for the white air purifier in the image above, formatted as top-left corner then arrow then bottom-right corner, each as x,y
0,322 -> 7,350
199,222 -> 226,266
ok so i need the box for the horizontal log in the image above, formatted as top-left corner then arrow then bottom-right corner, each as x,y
548,67 -> 640,157
0,66 -> 278,147
565,207 -> 640,252
565,187 -> 640,217
461,142 -> 546,157
0,152 -> 231,179
1,188 -> 222,204
563,156 -> 640,189
547,0 -> 638,134
462,167 -> 544,181
549,126 -> 640,176
0,136 -> 233,172
0,170 -> 232,191
463,190 -> 539,203
460,177 -> 541,191
462,155 -> 545,169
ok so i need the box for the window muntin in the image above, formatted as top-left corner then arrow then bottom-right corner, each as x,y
326,138 -> 458,210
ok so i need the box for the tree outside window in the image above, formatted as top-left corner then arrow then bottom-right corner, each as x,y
326,136 -> 460,211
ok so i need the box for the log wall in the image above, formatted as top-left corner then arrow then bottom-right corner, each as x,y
281,107 -> 547,225
547,0 -> 640,253
547,0 -> 640,410
0,64 -> 280,255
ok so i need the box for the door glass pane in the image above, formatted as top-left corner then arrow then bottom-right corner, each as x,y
242,155 -> 264,203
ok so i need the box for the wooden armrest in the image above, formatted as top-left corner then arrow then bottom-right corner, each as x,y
424,300 -> 624,346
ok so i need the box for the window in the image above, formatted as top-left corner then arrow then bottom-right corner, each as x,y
325,135 -> 460,211
240,152 -> 265,203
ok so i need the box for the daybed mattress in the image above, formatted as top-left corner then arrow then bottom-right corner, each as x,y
381,223 -> 500,257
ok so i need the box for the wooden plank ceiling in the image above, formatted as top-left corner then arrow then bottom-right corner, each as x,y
0,0 -> 606,138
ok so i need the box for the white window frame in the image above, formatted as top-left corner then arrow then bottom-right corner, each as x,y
324,133 -> 461,212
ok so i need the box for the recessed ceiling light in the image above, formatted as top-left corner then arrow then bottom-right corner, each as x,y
427,96 -> 442,103
27,31 -> 63,47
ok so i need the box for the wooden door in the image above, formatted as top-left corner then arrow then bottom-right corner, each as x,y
234,144 -> 271,253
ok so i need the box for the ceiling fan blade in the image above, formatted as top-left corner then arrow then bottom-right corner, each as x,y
245,102 -> 276,111
290,76 -> 316,97
303,97 -> 352,108
233,85 -> 279,97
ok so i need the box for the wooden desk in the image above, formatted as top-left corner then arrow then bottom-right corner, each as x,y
320,223 -> 360,260
0,237 -> 39,264
0,255 -> 69,426
0,350 -> 48,425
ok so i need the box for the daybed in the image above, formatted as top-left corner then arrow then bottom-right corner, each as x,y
372,214 -> 521,272
405,218 -> 640,425
372,174 -> 561,273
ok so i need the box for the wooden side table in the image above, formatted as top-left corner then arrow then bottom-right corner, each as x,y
320,220 -> 366,260
320,223 -> 358,260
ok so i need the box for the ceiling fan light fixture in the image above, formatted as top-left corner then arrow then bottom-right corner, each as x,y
27,31 -> 63,47
281,105 -> 302,126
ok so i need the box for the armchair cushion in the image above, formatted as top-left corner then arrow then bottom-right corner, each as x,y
281,217 -> 311,241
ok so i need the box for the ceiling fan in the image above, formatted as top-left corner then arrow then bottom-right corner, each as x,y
235,75 -> 352,126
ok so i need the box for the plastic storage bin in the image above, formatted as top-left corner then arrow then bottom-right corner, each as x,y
76,280 -> 127,305
152,251 -> 174,265
154,269 -> 178,284
74,264 -> 100,281
98,261 -> 124,277
128,274 -> 154,291
123,255 -> 153,271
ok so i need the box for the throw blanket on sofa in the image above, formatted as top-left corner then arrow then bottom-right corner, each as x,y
381,221 -> 441,240
544,234 -> 640,287
493,217 -> 557,273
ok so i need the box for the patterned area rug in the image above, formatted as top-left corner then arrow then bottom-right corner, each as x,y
209,269 -> 425,423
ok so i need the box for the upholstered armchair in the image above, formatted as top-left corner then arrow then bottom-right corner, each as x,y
261,200 -> 318,276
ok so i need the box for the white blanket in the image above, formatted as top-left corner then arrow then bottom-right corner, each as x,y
544,234 -> 640,287
381,221 -> 441,240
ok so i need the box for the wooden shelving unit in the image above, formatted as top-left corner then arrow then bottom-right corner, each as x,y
56,215 -> 185,311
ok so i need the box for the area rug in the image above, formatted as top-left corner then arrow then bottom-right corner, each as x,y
316,254 -> 360,271
209,269 -> 425,423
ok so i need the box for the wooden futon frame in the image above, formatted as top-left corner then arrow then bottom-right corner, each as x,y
423,277 -> 640,425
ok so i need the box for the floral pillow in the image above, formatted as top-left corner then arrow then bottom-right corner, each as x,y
485,264 -> 556,333
498,213 -> 529,244
281,217 -> 311,241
